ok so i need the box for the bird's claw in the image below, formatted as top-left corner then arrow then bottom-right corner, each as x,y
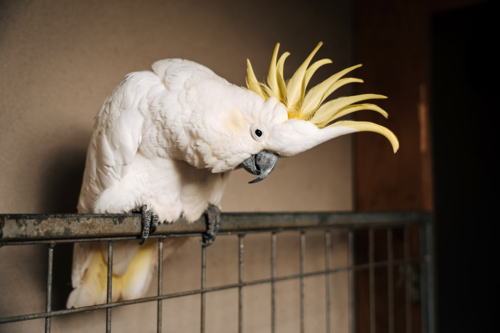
139,206 -> 158,245
202,204 -> 221,247
150,214 -> 159,234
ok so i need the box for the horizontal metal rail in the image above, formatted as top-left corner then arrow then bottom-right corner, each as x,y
0,211 -> 430,243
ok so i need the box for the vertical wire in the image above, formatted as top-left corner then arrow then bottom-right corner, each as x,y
325,230 -> 331,333
387,228 -> 394,333
157,238 -> 164,333
238,235 -> 244,333
300,231 -> 305,333
271,232 -> 277,333
419,225 -> 429,333
404,227 -> 411,333
348,229 -> 356,333
201,245 -> 206,333
426,221 -> 436,333
369,229 -> 375,333
106,241 -> 114,333
45,243 -> 55,333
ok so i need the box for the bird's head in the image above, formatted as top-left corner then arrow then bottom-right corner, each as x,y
232,42 -> 399,183
199,42 -> 398,182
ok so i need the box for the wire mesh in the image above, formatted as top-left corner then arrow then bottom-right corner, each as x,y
238,235 -> 244,333
45,243 -> 54,333
106,241 -> 114,333
324,230 -> 331,333
0,212 -> 434,333
158,238 -> 164,333
388,228 -> 395,333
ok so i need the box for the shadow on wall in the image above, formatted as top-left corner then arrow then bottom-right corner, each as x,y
40,148 -> 87,214
52,243 -> 74,310
39,147 -> 87,310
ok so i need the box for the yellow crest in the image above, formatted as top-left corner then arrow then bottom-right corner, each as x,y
246,42 -> 399,152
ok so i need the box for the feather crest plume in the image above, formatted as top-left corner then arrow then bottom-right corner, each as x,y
246,42 -> 399,152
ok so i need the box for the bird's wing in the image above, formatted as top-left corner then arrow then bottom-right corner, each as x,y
71,70 -> 164,307
77,70 -> 163,212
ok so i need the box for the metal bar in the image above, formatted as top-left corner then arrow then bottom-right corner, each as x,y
201,245 -> 206,333
404,227 -> 411,333
425,219 -> 436,333
238,235 -> 244,333
271,232 -> 277,333
0,212 -> 431,242
348,229 -> 356,333
300,231 -> 305,333
106,241 -> 114,333
325,230 -> 331,333
0,257 -> 423,325
419,225 -> 428,333
387,228 -> 394,333
157,238 -> 164,333
45,243 -> 55,333
369,228 -> 375,333
3,224 -> 426,246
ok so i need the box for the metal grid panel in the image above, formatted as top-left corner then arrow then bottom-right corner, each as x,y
0,212 -> 434,333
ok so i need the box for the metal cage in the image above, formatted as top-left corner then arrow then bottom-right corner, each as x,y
0,212 -> 434,333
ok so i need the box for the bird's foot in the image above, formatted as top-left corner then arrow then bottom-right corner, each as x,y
139,206 -> 159,245
150,213 -> 159,234
202,204 -> 221,247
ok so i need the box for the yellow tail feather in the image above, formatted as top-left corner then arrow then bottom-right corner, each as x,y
67,240 -> 157,308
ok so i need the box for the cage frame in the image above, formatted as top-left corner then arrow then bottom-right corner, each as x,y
0,212 -> 435,333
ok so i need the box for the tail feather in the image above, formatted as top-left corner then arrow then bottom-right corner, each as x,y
66,247 -> 108,308
67,238 -> 189,309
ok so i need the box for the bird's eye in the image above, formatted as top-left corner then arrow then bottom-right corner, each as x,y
250,124 -> 265,142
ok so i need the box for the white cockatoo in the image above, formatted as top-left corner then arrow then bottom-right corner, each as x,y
67,42 -> 399,308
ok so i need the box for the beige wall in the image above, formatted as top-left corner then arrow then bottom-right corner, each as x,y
0,0 -> 353,332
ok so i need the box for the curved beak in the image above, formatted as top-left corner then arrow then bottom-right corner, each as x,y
241,150 -> 279,184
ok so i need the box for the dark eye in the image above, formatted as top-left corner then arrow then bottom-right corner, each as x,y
251,124 -> 265,141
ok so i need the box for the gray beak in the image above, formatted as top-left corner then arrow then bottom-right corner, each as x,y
241,150 -> 279,184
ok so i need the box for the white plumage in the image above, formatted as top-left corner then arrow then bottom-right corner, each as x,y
68,44 -> 398,308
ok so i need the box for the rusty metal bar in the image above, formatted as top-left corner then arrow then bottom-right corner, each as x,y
404,227 -> 411,333
0,212 -> 431,243
201,245 -> 206,333
369,228 -> 375,333
271,232 -> 277,333
45,243 -> 55,333
300,231 -> 305,333
348,229 -> 356,333
106,241 -> 114,333
157,238 -> 163,333
387,228 -> 394,333
325,230 -> 331,333
238,234 -> 244,333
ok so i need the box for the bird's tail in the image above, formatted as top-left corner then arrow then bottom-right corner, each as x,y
67,238 -> 187,309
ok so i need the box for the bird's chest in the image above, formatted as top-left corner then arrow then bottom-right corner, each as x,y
127,150 -> 229,222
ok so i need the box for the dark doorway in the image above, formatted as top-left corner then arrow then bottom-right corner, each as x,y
432,1 -> 499,331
